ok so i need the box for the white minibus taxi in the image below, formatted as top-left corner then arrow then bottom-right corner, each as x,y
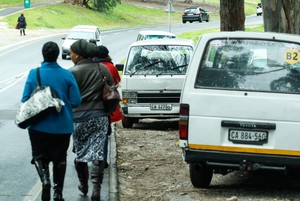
179,31 -> 300,188
118,39 -> 194,128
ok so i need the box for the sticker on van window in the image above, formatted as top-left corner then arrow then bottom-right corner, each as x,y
210,40 -> 224,47
284,49 -> 300,64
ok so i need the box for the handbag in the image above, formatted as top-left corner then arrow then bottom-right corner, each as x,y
15,68 -> 65,129
98,64 -> 121,113
15,23 -> 19,29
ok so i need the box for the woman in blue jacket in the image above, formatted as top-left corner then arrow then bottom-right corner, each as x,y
21,41 -> 81,201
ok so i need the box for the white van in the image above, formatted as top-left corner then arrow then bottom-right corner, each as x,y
118,39 -> 194,128
61,25 -> 102,59
136,30 -> 176,41
179,31 -> 300,188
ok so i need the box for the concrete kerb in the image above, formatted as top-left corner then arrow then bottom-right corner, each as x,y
109,122 -> 120,201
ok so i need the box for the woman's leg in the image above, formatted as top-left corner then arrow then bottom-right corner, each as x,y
74,158 -> 89,195
103,134 -> 109,168
91,160 -> 105,201
53,162 -> 66,201
51,134 -> 71,201
29,130 -> 51,201
73,116 -> 109,200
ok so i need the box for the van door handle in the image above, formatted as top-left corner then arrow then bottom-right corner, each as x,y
221,120 -> 276,130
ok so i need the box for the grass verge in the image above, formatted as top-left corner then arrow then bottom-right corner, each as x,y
1,1 -> 260,31
178,25 -> 264,44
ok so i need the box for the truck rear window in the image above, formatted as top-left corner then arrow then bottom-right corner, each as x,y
195,38 -> 300,93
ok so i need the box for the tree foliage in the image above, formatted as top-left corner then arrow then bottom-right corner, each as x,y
64,0 -> 120,12
262,0 -> 300,34
91,0 -> 120,12
220,0 -> 245,31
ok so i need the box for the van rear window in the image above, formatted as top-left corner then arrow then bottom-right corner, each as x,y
195,38 -> 300,93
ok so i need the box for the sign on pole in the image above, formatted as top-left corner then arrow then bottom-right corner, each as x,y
24,0 -> 30,8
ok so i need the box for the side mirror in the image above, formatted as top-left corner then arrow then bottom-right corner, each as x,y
116,64 -> 124,71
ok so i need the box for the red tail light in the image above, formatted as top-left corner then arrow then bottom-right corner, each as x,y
179,103 -> 189,140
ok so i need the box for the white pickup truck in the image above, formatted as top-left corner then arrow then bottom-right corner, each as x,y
179,31 -> 300,188
117,38 -> 194,128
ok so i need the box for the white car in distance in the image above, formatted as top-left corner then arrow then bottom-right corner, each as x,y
136,30 -> 176,41
61,25 -> 102,59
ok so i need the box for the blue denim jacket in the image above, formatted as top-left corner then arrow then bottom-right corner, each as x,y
21,62 -> 81,134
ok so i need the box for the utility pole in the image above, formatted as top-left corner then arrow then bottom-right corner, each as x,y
165,0 -> 175,32
168,0 -> 171,32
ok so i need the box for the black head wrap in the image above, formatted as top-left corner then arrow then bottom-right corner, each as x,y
97,45 -> 109,59
71,39 -> 97,59
42,41 -> 59,62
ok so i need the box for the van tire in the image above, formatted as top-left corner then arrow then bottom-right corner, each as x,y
122,117 -> 134,128
189,163 -> 213,188
132,118 -> 139,123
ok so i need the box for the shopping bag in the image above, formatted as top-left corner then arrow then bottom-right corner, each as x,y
15,68 -> 65,129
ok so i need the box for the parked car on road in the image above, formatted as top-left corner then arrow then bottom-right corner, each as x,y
136,30 -> 176,41
61,25 -> 102,59
182,7 -> 210,23
117,39 -> 194,128
179,31 -> 300,188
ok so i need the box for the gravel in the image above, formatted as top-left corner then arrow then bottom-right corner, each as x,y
115,119 -> 300,201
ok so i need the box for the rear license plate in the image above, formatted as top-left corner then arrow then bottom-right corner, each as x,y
150,104 -> 172,110
229,129 -> 268,145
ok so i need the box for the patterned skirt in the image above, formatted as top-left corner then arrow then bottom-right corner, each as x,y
73,116 -> 109,162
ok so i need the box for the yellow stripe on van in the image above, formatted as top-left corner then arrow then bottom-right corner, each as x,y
189,144 -> 300,157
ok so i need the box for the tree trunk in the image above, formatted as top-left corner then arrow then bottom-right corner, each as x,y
262,0 -> 300,34
220,0 -> 245,31
65,0 -> 88,5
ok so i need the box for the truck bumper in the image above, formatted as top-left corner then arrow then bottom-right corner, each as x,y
183,148 -> 300,171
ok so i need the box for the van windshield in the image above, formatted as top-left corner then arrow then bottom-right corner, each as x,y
125,45 -> 194,75
196,38 -> 300,93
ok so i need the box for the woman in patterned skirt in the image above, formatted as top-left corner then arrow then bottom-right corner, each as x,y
69,39 -> 114,201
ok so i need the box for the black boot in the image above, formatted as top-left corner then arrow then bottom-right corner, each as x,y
91,160 -> 105,201
33,159 -> 51,201
74,159 -> 89,195
23,29 -> 25,35
20,30 -> 22,36
53,164 -> 66,201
